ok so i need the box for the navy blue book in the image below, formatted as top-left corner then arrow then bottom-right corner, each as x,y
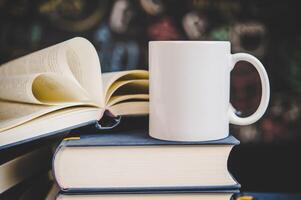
53,130 -> 240,193
56,189 -> 239,200
46,183 -> 239,200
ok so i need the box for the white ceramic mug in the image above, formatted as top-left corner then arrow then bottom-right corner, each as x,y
149,41 -> 270,141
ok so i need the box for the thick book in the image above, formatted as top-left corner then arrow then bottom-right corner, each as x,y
0,37 -> 149,149
46,183 -> 238,200
53,130 -> 240,192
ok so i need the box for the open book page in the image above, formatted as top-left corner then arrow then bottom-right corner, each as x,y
0,73 -> 91,104
102,70 -> 149,108
0,101 -> 88,132
0,38 -> 104,132
107,94 -> 149,107
0,37 -> 104,106
0,43 -> 71,76
63,38 -> 104,106
105,79 -> 149,104
109,101 -> 149,116
32,73 -> 93,104
0,74 -> 41,104
102,70 -> 149,97
0,107 -> 103,148
101,70 -> 149,116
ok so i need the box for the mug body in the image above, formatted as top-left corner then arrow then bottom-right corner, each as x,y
149,41 -> 231,141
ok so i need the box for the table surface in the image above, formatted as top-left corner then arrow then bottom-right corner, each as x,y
237,192 -> 301,200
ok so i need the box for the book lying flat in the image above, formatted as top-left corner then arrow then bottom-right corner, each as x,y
53,130 -> 240,192
56,190 -> 238,200
0,37 -> 149,149
1,172 -> 52,200
46,183 -> 238,200
0,146 -> 52,194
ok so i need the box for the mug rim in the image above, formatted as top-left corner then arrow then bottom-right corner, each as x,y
149,40 -> 230,45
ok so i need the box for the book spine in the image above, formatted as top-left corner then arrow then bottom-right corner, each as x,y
52,142 -> 64,190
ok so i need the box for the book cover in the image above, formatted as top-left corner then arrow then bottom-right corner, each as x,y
61,129 -> 240,147
53,130 -> 240,192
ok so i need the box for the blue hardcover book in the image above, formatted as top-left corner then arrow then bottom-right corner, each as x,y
53,130 -> 240,193
46,183 -> 239,200
56,189 -> 239,200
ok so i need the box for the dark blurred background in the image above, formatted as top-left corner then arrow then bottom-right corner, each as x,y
0,0 -> 301,193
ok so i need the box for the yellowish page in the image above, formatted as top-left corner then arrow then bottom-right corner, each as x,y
0,37 -> 104,132
102,70 -> 148,98
64,38 -> 104,106
0,41 -> 71,75
32,73 -> 92,104
108,101 -> 149,116
107,94 -> 149,107
0,73 -> 91,105
0,107 -> 103,148
105,79 -> 149,104
0,74 -> 40,104
101,70 -> 149,116
0,37 -> 104,106
0,101 -> 89,132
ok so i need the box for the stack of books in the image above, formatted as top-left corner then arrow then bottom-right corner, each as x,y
49,129 -> 240,199
0,143 -> 58,199
0,38 -> 241,199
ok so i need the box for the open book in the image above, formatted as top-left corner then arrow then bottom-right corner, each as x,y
0,37 -> 149,149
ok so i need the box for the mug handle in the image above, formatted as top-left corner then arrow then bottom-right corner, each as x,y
228,53 -> 270,125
